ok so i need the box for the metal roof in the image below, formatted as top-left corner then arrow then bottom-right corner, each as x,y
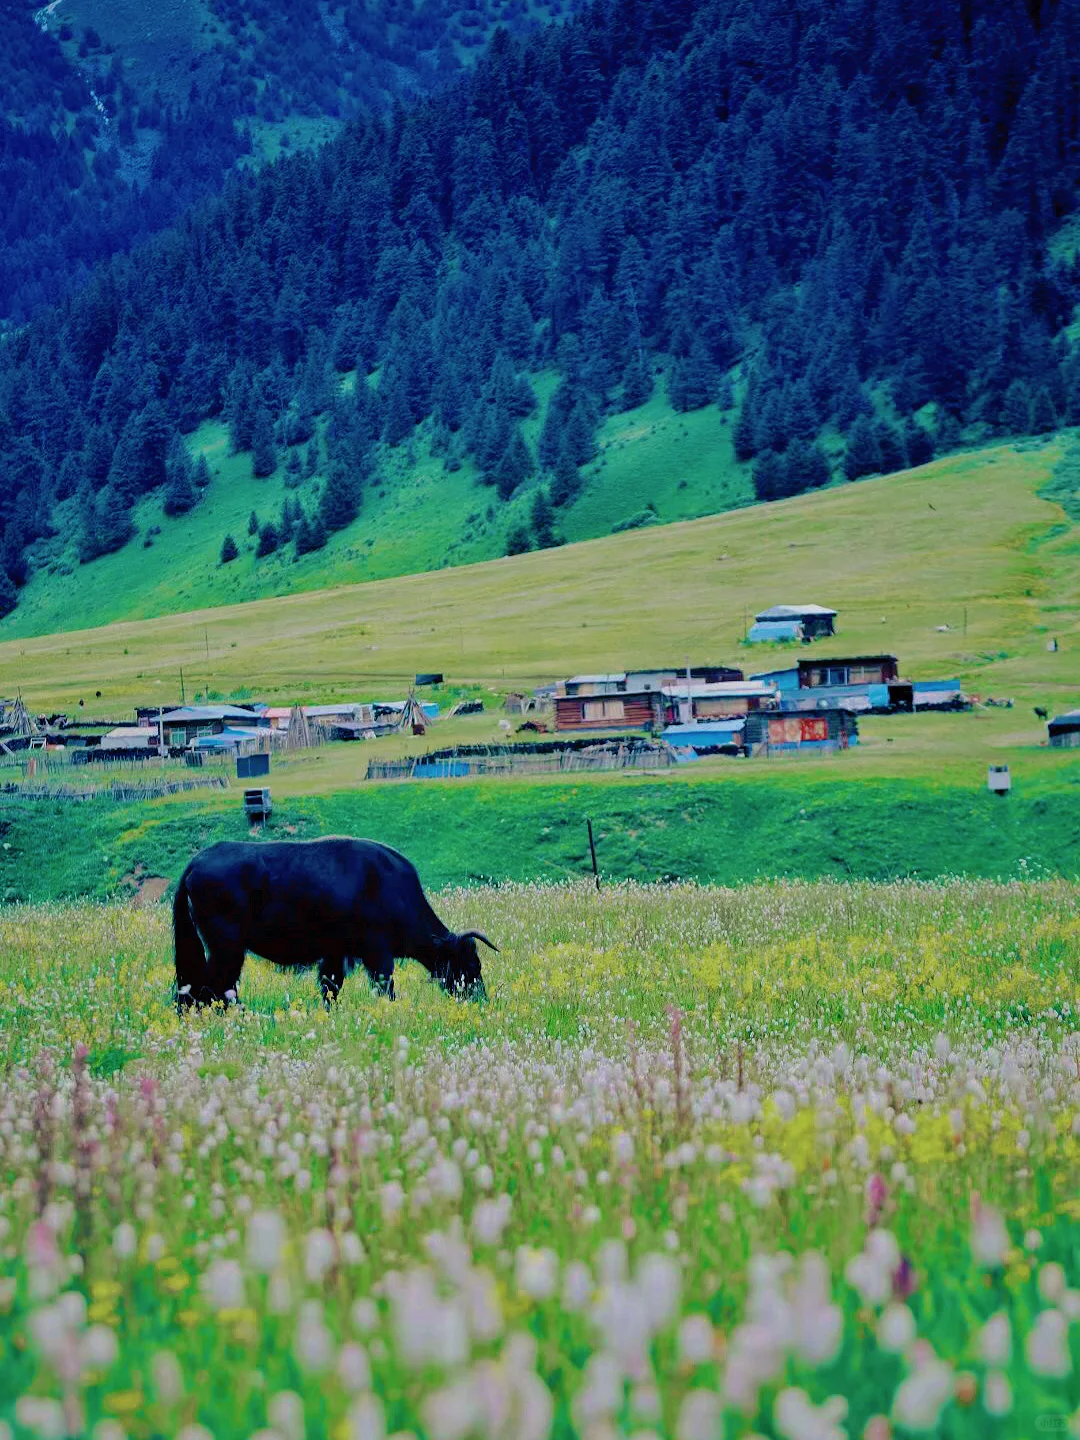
661,681 -> 775,698
1049,709 -> 1080,725
160,705 -> 263,722
756,604 -> 837,620
565,673 -> 627,685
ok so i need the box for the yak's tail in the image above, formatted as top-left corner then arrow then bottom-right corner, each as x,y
173,874 -> 206,1011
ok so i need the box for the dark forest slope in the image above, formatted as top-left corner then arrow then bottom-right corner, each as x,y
0,0 -> 575,323
2,0 -> 1080,625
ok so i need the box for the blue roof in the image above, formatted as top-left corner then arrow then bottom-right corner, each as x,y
747,621 -> 803,642
664,721 -> 744,741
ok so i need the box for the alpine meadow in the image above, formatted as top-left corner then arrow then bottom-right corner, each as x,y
1,1 -> 1079,1438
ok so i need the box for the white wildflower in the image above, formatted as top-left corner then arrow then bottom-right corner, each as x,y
676,1389 -> 723,1440
774,1388 -> 847,1440
1025,1309 -> 1071,1378
150,1349 -> 183,1406
976,1312 -> 1011,1367
267,1392 -> 305,1440
678,1314 -> 715,1366
890,1357 -> 953,1430
877,1304 -> 916,1355
982,1371 -> 1012,1417
304,1229 -> 336,1285
247,1212 -> 286,1274
515,1247 -> 558,1301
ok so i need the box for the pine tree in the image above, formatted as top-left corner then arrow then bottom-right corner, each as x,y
844,416 -> 883,481
620,354 -> 653,410
505,523 -> 532,556
0,570 -> 16,618
531,488 -> 558,548
194,455 -> 212,489
492,430 -> 534,500
733,403 -> 757,462
549,443 -> 582,507
220,533 -> 239,564
79,485 -> 133,562
256,521 -> 279,557
1031,386 -> 1058,435
1001,379 -> 1035,434
163,435 -> 197,516
668,341 -> 717,412
251,408 -> 277,478
318,466 -> 360,534
248,510 -> 260,536
752,450 -> 786,502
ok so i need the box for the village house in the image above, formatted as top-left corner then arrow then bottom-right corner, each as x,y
1048,709 -> 1080,748
660,680 -> 776,724
553,675 -> 662,732
797,655 -> 898,687
554,671 -> 775,733
748,603 -> 838,643
158,704 -> 270,748
744,708 -> 859,753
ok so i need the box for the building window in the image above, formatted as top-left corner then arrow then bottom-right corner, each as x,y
168,729 -> 185,746
824,666 -> 849,686
584,699 -> 625,721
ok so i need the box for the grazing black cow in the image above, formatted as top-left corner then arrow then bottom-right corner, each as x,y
172,836 -> 496,1011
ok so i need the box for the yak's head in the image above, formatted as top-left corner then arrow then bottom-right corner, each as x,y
434,930 -> 497,1002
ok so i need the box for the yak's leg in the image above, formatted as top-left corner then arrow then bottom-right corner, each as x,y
318,955 -> 346,1008
360,942 -> 395,1000
206,946 -> 245,1007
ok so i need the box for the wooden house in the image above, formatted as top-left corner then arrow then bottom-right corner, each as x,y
660,680 -> 776,724
158,705 -> 269,748
553,675 -> 663,732
797,655 -> 898,688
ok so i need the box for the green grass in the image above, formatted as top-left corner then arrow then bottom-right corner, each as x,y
0,881 -> 1076,1436
8,378 -> 753,639
2,760 -> 1079,905
3,438 -> 1076,714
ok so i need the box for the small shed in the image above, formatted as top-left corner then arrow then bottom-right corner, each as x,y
1048,709 -> 1080,748
745,708 -> 859,753
99,726 -> 160,750
755,604 -> 837,639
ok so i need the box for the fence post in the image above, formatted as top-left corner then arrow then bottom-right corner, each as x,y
587,819 -> 600,892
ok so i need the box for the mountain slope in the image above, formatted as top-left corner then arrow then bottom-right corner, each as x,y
2,0 -> 1080,628
2,379 -> 748,637
2,441 -> 1076,720
0,0 -> 578,323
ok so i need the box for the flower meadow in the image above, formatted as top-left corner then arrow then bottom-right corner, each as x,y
0,879 -> 1077,1440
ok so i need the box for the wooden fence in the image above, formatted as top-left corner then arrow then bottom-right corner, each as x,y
367,740 -> 675,781
0,775 -> 230,804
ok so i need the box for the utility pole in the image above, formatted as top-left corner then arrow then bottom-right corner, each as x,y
179,666 -> 186,704
158,706 -> 166,763
204,628 -> 210,701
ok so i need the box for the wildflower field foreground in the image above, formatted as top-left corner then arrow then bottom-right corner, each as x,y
0,880 -> 1077,1439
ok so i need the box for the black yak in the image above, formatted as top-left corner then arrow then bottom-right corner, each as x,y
172,836 -> 496,1011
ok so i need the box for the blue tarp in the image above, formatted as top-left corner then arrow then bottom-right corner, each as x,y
413,760 -> 471,778
747,621 -> 803,643
663,722 -> 745,759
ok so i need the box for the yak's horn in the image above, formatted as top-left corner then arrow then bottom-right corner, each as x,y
460,930 -> 500,952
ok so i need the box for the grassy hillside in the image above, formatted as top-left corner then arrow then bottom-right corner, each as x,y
3,438 -> 1077,716
6,383 -> 750,638
2,768 -> 1078,904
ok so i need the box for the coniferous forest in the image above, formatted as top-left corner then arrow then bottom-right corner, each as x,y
2,0 -> 1080,621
